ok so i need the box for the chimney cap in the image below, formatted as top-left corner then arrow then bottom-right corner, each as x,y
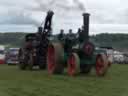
38,26 -> 43,33
83,13 -> 90,16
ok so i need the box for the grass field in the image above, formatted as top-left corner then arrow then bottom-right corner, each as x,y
0,64 -> 127,96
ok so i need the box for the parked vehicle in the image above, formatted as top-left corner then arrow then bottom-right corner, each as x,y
6,48 -> 19,64
0,45 -> 6,64
113,51 -> 125,64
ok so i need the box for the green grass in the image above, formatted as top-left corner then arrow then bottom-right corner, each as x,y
0,64 -> 127,96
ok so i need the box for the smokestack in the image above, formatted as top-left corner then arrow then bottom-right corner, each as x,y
82,13 -> 90,41
38,26 -> 43,33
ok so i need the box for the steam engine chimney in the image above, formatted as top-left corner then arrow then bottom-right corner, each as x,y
82,13 -> 90,41
38,26 -> 43,33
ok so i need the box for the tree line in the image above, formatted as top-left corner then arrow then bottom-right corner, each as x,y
0,32 -> 127,51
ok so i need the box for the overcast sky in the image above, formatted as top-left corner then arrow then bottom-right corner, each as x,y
0,0 -> 128,34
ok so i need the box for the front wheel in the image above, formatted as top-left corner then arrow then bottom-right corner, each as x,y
39,56 -> 47,69
95,54 -> 108,76
67,53 -> 80,76
27,53 -> 34,70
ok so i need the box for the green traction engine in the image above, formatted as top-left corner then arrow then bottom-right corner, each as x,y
47,13 -> 110,76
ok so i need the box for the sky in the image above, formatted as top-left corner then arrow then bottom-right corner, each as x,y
0,0 -> 128,34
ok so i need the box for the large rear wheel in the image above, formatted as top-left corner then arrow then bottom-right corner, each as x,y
47,43 -> 64,74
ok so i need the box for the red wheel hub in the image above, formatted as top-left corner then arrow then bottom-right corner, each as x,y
68,54 -> 77,76
83,42 -> 94,56
47,45 -> 55,74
